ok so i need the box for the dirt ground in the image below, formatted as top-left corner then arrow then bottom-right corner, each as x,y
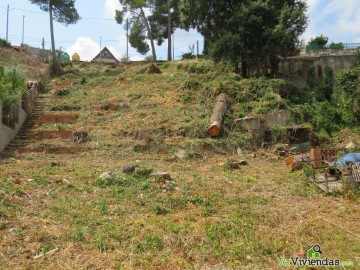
0,59 -> 359,269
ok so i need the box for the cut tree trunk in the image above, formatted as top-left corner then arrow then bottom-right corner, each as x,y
209,93 -> 228,137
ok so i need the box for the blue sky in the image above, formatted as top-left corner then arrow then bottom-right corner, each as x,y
0,0 -> 359,61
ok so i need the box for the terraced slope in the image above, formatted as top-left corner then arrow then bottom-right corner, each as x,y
0,61 -> 359,269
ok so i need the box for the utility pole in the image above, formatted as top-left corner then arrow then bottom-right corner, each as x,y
42,38 -> 45,50
126,18 -> 129,59
6,4 -> 9,42
22,15 -> 25,45
172,34 -> 174,61
196,40 -> 199,59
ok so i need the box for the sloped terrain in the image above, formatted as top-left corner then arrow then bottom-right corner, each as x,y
0,60 -> 359,269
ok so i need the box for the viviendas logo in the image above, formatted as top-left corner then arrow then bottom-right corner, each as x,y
278,244 -> 355,267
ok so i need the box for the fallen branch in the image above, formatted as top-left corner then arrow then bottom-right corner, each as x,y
33,248 -> 59,260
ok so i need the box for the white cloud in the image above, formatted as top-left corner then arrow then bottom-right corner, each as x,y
303,0 -> 360,43
104,0 -> 121,19
66,37 -> 101,61
130,55 -> 144,61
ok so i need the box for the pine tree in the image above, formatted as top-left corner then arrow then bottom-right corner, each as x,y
29,0 -> 80,73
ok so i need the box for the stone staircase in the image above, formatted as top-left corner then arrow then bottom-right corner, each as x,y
5,93 -> 51,150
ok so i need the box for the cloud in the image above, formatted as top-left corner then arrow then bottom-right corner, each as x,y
303,0 -> 360,43
104,0 -> 121,19
66,37 -> 101,61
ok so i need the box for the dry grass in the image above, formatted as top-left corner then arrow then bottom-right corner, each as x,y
0,60 -> 359,269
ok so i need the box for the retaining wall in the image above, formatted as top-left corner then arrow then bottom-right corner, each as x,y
279,53 -> 357,80
0,82 -> 39,152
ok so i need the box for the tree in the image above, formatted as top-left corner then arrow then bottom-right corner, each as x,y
149,0 -> 180,61
116,0 -> 180,61
116,0 -> 158,61
306,35 -> 328,51
179,0 -> 307,76
29,0 -> 79,73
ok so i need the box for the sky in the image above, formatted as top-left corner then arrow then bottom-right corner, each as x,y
0,0 -> 359,61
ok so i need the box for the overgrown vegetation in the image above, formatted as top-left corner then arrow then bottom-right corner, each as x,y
0,65 -> 27,110
0,58 -> 359,269
0,38 -> 11,48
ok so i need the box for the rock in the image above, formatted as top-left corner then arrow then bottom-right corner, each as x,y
13,178 -> 22,185
239,160 -> 248,166
144,63 -> 161,74
99,171 -> 116,181
133,143 -> 151,152
8,228 -> 17,235
151,172 -> 171,181
229,162 -> 240,170
136,168 -> 154,177
122,165 -> 137,174
134,129 -> 153,143
73,131 -> 88,143
174,150 -> 186,160
346,141 -> 357,149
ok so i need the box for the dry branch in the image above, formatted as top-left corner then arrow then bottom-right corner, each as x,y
33,248 -> 59,260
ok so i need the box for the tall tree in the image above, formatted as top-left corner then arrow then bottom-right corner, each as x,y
29,0 -> 79,72
179,0 -> 307,76
116,0 -> 158,61
149,0 -> 180,61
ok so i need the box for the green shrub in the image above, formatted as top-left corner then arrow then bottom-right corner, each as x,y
293,102 -> 341,133
329,42 -> 344,49
0,66 -> 27,110
0,38 -> 11,48
334,67 -> 360,124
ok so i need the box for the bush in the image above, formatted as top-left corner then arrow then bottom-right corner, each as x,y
0,38 -> 11,48
334,67 -> 360,124
293,102 -> 341,133
144,55 -> 153,62
0,66 -> 27,110
329,42 -> 344,49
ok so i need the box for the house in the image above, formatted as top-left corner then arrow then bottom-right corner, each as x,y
92,47 -> 119,64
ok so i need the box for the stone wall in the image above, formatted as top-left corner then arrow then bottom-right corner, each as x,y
279,53 -> 357,80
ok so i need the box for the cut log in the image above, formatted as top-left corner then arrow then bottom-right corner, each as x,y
285,153 -> 311,171
209,93 -> 228,137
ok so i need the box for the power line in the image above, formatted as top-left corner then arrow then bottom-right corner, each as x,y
0,5 -> 116,21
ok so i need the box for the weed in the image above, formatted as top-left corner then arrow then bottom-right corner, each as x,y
136,233 -> 163,254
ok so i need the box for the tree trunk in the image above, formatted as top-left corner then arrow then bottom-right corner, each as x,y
241,60 -> 247,78
167,0 -> 172,61
209,93 -> 228,137
140,7 -> 157,61
49,2 -> 60,74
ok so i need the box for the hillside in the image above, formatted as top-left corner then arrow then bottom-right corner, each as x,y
0,57 -> 359,269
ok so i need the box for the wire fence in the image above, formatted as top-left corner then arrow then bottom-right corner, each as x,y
306,43 -> 360,51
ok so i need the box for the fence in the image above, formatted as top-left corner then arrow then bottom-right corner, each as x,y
2,104 -> 19,129
22,81 -> 39,113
